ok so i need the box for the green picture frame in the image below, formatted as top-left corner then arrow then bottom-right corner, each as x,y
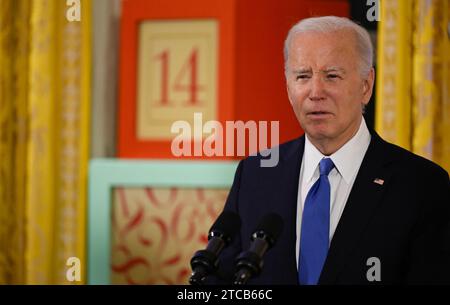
87,159 -> 238,284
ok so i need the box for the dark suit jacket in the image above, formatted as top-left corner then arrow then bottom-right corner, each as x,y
207,130 -> 450,285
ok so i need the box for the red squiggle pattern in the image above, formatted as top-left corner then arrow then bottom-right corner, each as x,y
111,188 -> 228,284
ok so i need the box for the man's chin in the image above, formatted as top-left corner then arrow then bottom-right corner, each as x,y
304,128 -> 333,141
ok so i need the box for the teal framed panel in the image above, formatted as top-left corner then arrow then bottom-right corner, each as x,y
87,159 -> 239,284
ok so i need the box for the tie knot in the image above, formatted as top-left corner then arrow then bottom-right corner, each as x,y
319,158 -> 334,176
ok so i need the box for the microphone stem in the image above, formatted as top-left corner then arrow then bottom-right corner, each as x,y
249,238 -> 269,254
206,237 -> 225,254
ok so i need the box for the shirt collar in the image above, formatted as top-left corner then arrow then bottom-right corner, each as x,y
303,118 -> 371,184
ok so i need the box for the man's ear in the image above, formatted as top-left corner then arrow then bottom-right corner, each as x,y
286,84 -> 294,106
363,68 -> 375,104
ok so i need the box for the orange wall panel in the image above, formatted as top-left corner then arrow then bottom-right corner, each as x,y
117,0 -> 349,159
234,0 -> 349,144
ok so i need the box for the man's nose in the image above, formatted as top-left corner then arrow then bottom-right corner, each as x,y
309,75 -> 326,101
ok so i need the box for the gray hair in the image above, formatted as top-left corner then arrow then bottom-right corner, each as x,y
284,16 -> 373,78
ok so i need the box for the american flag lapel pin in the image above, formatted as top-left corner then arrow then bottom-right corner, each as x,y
373,178 -> 384,185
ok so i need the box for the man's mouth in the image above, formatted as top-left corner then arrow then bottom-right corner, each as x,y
307,111 -> 333,118
307,111 -> 331,115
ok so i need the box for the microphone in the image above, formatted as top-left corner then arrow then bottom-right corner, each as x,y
233,213 -> 283,285
189,210 -> 241,285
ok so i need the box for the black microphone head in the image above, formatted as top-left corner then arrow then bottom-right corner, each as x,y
252,213 -> 283,246
209,210 -> 241,244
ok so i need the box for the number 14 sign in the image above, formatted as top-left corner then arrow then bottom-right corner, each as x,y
118,0 -> 235,159
137,20 -> 218,140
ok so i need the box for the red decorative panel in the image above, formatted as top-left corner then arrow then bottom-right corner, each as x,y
118,0 -> 350,159
111,187 -> 229,284
118,0 -> 235,159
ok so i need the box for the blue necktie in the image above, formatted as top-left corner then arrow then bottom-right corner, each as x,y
299,157 -> 335,285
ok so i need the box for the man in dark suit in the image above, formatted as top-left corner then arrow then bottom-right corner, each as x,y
207,16 -> 450,285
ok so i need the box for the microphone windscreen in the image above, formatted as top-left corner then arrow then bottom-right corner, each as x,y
254,213 -> 284,241
209,210 -> 241,238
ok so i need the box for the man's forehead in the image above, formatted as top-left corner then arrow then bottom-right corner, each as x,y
289,30 -> 357,55
291,28 -> 356,44
288,41 -> 356,70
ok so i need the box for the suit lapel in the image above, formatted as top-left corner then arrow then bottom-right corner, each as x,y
273,136 -> 305,284
319,131 -> 394,284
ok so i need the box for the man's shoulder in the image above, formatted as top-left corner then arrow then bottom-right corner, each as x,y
378,136 -> 449,180
240,135 -> 304,168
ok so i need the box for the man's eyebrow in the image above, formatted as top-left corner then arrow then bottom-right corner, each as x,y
292,68 -> 312,74
291,67 -> 346,74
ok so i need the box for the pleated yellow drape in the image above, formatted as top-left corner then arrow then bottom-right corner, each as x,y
376,0 -> 413,150
0,0 -> 30,284
376,0 -> 450,173
0,0 -> 91,284
412,0 -> 450,172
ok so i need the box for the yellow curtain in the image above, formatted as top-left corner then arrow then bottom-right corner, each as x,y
376,0 -> 450,173
0,0 -> 91,284
0,0 -> 30,284
412,0 -> 450,172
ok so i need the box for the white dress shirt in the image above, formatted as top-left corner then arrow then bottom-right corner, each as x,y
295,118 -> 371,268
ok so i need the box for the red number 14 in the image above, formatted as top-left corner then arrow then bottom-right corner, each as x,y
154,48 -> 202,106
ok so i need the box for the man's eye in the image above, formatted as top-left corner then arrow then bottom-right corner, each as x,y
296,75 -> 310,80
327,74 -> 340,79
